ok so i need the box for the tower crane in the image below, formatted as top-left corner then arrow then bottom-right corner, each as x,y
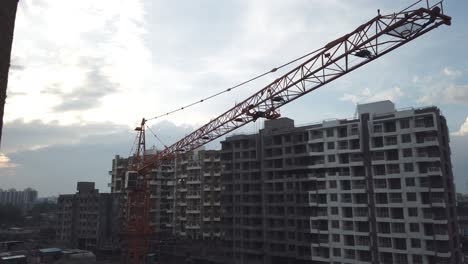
121,1 -> 451,263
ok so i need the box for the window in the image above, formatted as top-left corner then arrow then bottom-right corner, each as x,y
378,237 -> 391,247
409,223 -> 420,232
400,119 -> 410,129
385,136 -> 397,145
329,180 -> 337,188
394,253 -> 408,263
401,133 -> 411,143
384,121 -> 396,132
376,207 -> 389,218
389,193 -> 402,203
331,207 -> 338,215
408,208 -> 418,216
373,137 -> 384,148
327,142 -> 335,149
403,148 -> 412,157
386,149 -> 399,160
338,127 -> 347,138
330,234 -> 340,243
328,155 -> 336,162
330,194 -> 338,202
332,220 -> 339,228
374,179 -> 386,188
412,255 -> 423,264
333,248 -> 341,257
373,124 -> 383,133
407,193 -> 417,202
404,163 -> 414,172
387,164 -> 400,174
405,178 -> 415,187
374,165 -> 386,175
411,239 -> 421,248
326,129 -> 334,137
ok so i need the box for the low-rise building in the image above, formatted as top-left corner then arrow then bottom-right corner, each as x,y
55,182 -> 120,251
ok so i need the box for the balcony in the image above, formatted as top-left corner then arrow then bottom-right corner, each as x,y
352,183 -> 366,190
187,179 -> 201,184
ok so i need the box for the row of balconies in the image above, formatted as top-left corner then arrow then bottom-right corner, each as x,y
203,216 -> 221,221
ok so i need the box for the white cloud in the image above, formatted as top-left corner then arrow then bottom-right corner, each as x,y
442,67 -> 462,78
339,86 -> 404,105
417,84 -> 468,106
452,117 -> 468,136
0,154 -> 17,169
7,0 -> 151,125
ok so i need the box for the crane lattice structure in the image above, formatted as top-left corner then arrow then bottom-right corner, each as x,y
122,1 -> 451,263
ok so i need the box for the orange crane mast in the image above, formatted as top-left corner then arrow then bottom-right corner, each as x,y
122,1 -> 451,263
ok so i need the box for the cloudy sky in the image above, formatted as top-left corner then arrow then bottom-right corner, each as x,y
1,0 -> 467,196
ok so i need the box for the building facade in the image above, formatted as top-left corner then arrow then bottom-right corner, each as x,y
220,101 -> 461,264
56,182 -> 120,251
0,188 -> 38,209
458,194 -> 468,237
110,148 -> 222,240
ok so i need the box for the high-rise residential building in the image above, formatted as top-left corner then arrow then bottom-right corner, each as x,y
0,188 -> 38,209
56,182 -> 120,251
220,100 -> 461,264
109,148 -> 222,240
169,148 -> 222,239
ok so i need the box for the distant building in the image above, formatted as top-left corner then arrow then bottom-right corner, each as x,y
220,101 -> 461,264
0,188 -> 38,209
55,182 -> 120,251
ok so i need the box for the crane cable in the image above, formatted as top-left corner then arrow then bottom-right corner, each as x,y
146,46 -> 325,122
141,50 -> 367,151
127,134 -> 139,158
146,125 -> 168,149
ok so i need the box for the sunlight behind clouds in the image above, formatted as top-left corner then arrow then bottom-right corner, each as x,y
7,0 -> 152,125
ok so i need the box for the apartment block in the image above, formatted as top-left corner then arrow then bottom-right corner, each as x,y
56,182 -> 120,251
220,100 -> 461,264
110,148 -> 222,240
0,188 -> 38,209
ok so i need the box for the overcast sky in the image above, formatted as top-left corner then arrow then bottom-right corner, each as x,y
0,0 -> 467,196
